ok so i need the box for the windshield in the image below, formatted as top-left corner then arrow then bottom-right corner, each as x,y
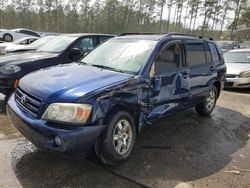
37,35 -> 77,53
14,38 -> 29,44
81,39 -> 157,74
29,36 -> 55,48
224,52 -> 250,64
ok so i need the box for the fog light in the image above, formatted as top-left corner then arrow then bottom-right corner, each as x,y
55,136 -> 62,146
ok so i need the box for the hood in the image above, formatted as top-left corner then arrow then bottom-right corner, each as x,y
0,51 -> 58,66
5,44 -> 36,52
19,63 -> 133,103
226,63 -> 250,75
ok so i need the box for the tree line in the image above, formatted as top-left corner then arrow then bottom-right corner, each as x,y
0,0 -> 249,39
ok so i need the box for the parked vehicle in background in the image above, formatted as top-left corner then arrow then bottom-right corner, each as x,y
218,41 -> 240,54
7,33 -> 226,166
243,41 -> 250,48
224,49 -> 250,88
0,28 -> 40,42
4,36 -> 56,54
0,37 -> 39,55
0,33 -> 114,97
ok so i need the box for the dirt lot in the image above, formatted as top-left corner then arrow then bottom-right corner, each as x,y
0,89 -> 250,188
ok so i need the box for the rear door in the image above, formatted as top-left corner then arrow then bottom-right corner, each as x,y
208,42 -> 226,88
147,40 -> 190,121
185,41 -> 216,105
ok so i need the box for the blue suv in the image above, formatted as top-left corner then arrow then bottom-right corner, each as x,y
7,33 -> 226,166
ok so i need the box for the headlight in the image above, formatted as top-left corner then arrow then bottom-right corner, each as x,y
42,103 -> 92,124
239,70 -> 250,78
0,65 -> 21,74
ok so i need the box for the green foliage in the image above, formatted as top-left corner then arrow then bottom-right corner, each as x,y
0,0 -> 248,40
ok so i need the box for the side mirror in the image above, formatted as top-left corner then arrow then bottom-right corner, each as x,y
153,76 -> 162,92
70,48 -> 81,57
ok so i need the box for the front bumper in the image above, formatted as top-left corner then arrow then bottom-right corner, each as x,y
7,95 -> 106,154
225,77 -> 250,88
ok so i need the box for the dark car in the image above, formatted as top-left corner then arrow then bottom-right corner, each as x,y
0,33 -> 114,97
7,33 -> 226,166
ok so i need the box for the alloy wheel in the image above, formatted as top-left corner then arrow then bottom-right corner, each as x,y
112,119 -> 133,155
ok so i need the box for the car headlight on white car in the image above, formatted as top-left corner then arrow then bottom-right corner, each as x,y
239,69 -> 250,78
42,103 -> 92,124
0,64 -> 21,74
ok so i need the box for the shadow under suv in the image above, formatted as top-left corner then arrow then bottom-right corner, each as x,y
7,33 -> 226,166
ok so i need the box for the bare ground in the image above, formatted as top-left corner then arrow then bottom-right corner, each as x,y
0,89 -> 250,188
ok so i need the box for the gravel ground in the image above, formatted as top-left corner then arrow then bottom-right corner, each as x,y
0,89 -> 250,188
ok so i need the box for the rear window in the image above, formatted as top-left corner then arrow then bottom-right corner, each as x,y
186,43 -> 207,66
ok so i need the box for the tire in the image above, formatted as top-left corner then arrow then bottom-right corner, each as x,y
195,86 -> 218,116
95,110 -> 136,166
3,34 -> 13,42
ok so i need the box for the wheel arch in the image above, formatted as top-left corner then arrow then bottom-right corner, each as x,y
213,81 -> 221,98
103,104 -> 140,134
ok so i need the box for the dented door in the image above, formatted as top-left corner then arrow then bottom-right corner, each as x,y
146,41 -> 190,122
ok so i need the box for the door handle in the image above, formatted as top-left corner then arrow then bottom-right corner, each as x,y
210,66 -> 215,72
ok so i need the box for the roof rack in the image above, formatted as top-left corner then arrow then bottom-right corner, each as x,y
118,32 -> 214,41
118,32 -> 161,36
165,33 -> 214,41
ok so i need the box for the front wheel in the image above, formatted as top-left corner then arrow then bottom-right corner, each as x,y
195,86 -> 218,116
95,111 -> 136,166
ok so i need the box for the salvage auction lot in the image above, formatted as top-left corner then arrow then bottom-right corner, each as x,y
0,89 -> 250,188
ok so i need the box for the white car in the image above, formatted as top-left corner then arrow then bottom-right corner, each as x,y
0,28 -> 40,42
224,49 -> 250,88
0,37 -> 39,55
5,36 -> 55,54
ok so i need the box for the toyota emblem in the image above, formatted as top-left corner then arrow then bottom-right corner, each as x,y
20,95 -> 27,104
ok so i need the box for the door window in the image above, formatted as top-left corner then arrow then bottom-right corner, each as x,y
186,43 -> 207,66
100,36 -> 112,43
28,38 -> 37,44
74,37 -> 97,54
152,43 -> 182,76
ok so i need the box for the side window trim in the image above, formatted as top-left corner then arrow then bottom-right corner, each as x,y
204,42 -> 212,64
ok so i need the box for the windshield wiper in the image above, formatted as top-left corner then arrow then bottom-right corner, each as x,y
91,64 -> 126,73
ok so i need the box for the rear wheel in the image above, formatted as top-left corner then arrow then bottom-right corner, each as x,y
3,34 -> 13,42
195,86 -> 218,116
95,111 -> 136,166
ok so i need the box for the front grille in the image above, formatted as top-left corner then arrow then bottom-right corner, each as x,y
226,74 -> 237,78
15,87 -> 43,117
225,82 -> 234,87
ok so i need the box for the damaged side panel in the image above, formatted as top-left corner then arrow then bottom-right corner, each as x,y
76,76 -> 150,132
146,70 -> 190,122
76,69 -> 190,132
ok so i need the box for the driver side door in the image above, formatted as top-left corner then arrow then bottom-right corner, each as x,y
147,40 -> 190,121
